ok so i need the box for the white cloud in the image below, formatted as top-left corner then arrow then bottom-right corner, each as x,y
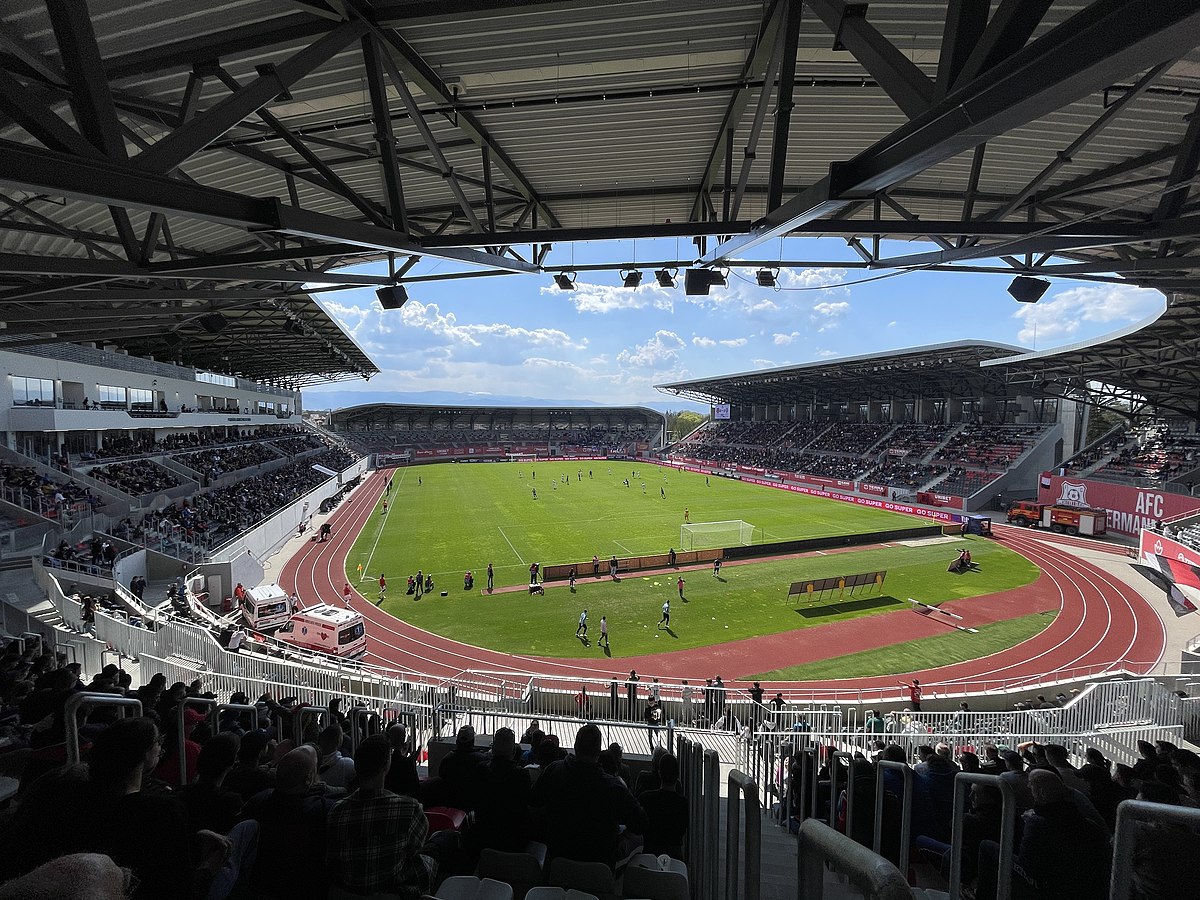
692,336 -> 716,348
778,267 -> 849,291
617,330 -> 686,368
542,280 -> 675,314
815,349 -> 838,358
773,331 -> 802,345
719,338 -> 748,347
399,300 -> 587,350
751,358 -> 776,368
887,320 -> 898,328
1013,283 -> 1165,346
812,300 -> 851,332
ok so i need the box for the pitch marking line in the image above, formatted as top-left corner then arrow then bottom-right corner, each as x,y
497,526 -> 526,565
362,467 -> 404,579
613,539 -> 634,554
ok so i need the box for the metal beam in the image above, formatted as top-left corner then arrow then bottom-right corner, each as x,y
691,0 -> 783,222
0,139 -> 534,274
360,34 -> 409,233
372,23 -> 559,228
767,0 -> 803,210
952,0 -> 1053,90
934,0 -> 989,102
729,16 -> 788,220
133,20 -> 368,175
362,28 -> 483,232
0,71 -> 100,157
1039,143 -> 1180,203
809,0 -> 933,118
699,0 -> 1200,264
1153,95 -> 1200,226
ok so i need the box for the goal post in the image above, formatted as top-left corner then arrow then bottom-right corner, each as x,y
680,520 -> 758,550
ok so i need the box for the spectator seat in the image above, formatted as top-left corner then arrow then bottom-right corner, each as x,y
620,855 -> 688,900
435,876 -> 515,900
427,805 -> 470,832
548,859 -> 617,900
476,842 -> 548,897
524,891 -> 601,900
330,888 -> 403,900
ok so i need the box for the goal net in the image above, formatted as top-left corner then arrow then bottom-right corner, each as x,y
680,520 -> 757,550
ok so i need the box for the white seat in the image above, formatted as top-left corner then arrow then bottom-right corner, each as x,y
525,890 -> 601,900
621,854 -> 688,900
547,859 -> 617,900
435,876 -> 515,900
476,842 -> 547,896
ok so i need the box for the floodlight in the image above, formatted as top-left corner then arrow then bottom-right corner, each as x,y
199,313 -> 229,334
684,268 -> 727,296
553,272 -> 577,290
622,269 -> 643,289
756,268 -> 779,288
376,285 -> 409,309
655,268 -> 677,288
1007,276 -> 1050,304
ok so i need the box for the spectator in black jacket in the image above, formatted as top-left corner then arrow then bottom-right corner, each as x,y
473,727 -> 533,853
437,725 -> 486,811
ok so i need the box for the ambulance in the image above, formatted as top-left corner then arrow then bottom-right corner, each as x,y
275,603 -> 367,658
239,583 -> 292,631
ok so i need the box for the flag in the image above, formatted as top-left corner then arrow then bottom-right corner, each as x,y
1167,584 -> 1198,617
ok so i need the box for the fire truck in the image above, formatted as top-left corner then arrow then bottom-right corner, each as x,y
1005,500 -> 1108,537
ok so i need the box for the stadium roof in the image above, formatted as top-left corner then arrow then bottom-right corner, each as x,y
330,402 -> 664,429
1,2 -> 1200,394
656,340 -> 1031,405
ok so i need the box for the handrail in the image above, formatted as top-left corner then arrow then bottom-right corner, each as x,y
176,696 -> 217,785
1110,799 -> 1200,900
828,750 -> 857,839
797,819 -> 913,900
348,705 -> 382,752
873,760 -> 914,877
948,772 -> 1016,900
703,746 -> 719,900
726,770 -> 761,900
64,692 -> 143,764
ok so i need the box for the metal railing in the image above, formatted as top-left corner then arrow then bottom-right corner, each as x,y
873,760 -> 914,877
726,770 -> 761,900
678,736 -> 720,900
64,692 -> 143,764
948,773 -> 1016,900
1110,799 -> 1200,900
797,819 -> 912,900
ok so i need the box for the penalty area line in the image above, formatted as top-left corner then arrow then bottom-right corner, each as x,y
497,526 -> 526,566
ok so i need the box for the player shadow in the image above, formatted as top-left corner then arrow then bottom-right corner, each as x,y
713,576 -> 727,583
600,643 -> 612,657
794,595 -> 901,618
577,634 -> 590,647
660,626 -> 678,639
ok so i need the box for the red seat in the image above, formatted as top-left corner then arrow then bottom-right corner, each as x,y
425,806 -> 468,833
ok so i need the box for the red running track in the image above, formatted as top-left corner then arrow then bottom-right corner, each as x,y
279,469 -> 1166,696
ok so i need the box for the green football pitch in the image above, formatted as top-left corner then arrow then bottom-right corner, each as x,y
344,462 -> 1041,659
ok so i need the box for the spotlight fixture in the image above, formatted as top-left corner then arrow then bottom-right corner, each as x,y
655,268 -> 677,288
198,313 -> 229,334
553,271 -> 577,290
756,267 -> 779,288
621,269 -> 643,289
1007,276 -> 1050,304
684,268 -> 727,296
376,285 -> 409,309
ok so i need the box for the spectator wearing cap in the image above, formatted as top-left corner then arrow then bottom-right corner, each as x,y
1132,740 -> 1159,780
241,745 -> 335,900
977,769 -> 1110,900
327,735 -> 437,899
530,723 -> 647,867
437,724 -> 486,812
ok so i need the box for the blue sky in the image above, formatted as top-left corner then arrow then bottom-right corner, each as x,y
306,237 -> 1165,410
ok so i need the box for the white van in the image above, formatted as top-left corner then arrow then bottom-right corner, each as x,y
239,583 -> 292,632
276,603 -> 367,658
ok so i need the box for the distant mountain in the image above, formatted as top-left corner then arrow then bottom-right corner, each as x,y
300,389 -> 707,414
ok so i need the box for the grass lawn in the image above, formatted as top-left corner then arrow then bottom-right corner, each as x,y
750,611 -> 1058,680
345,463 -> 1040,658
349,461 -> 929,591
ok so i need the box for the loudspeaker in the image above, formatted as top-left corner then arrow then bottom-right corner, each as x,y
376,285 -> 409,309
199,313 -> 229,334
684,268 -> 727,296
1007,276 -> 1050,304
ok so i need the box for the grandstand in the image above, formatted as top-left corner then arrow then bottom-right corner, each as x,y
2,0 -> 1200,898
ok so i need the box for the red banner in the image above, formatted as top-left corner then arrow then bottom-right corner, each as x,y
1038,473 -> 1200,537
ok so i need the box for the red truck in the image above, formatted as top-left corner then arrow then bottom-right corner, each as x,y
1006,500 -> 1107,537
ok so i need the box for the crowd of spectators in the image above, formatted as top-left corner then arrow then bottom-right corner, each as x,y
871,457 -> 944,489
1090,423 -> 1200,486
0,643 -> 688,899
268,435 -> 323,456
785,735 -> 1200,900
344,423 -> 659,454
0,463 -> 100,517
805,423 -> 894,455
78,426 -> 309,462
173,443 -> 282,482
934,424 -> 1049,471
111,446 -> 358,550
86,461 -> 182,497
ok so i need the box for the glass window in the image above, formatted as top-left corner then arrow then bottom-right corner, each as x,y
97,385 -> 126,405
196,371 -> 236,387
338,622 -> 365,644
11,376 -> 55,405
129,388 -> 153,406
